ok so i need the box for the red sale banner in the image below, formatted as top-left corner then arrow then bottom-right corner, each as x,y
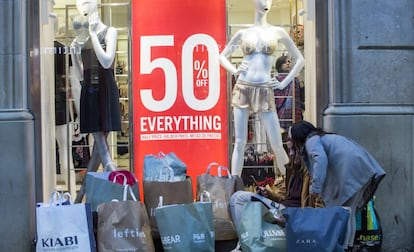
131,0 -> 228,196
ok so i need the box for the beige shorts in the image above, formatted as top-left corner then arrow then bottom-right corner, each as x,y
231,79 -> 276,113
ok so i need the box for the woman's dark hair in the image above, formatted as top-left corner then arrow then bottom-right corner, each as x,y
290,120 -> 332,146
275,55 -> 289,73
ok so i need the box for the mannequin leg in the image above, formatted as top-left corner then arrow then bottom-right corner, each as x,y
92,131 -> 117,171
259,111 -> 289,175
231,108 -> 249,176
75,132 -> 118,203
55,124 -> 77,197
254,113 -> 268,153
74,144 -> 101,203
70,66 -> 82,117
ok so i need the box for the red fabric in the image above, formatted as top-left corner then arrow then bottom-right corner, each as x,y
108,170 -> 137,186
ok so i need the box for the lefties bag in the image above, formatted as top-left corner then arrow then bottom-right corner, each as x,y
96,184 -> 155,252
237,202 -> 286,252
143,175 -> 194,239
196,162 -> 244,240
143,152 -> 187,181
282,206 -> 349,252
85,170 -> 140,211
35,192 -> 96,252
353,197 -> 383,251
154,193 -> 215,252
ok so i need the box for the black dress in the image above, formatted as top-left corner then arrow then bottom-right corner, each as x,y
80,27 -> 121,133
54,41 -> 68,126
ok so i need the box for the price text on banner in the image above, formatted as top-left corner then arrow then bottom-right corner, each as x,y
131,0 -> 228,195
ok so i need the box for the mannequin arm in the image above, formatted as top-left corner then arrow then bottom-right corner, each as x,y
88,12 -> 117,69
70,41 -> 84,81
89,26 -> 117,69
219,30 -> 244,75
274,28 -> 305,90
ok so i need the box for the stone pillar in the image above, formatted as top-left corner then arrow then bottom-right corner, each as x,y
322,0 -> 414,251
0,0 -> 37,251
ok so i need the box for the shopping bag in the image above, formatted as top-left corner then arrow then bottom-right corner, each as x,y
96,185 -> 155,252
237,202 -> 286,252
154,197 -> 215,252
196,162 -> 244,240
143,151 -> 187,181
85,170 -> 140,211
143,176 -> 194,239
282,206 -> 349,252
354,197 -> 383,251
35,192 -> 96,252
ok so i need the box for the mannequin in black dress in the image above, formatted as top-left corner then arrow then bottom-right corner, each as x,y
72,0 -> 121,203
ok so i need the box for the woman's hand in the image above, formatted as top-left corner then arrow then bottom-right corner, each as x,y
309,192 -> 325,207
255,185 -> 270,198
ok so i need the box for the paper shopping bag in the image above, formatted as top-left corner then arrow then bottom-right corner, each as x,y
36,192 -> 96,252
282,206 -> 349,252
85,171 -> 140,211
143,176 -> 194,239
96,186 -> 155,252
196,162 -> 244,240
237,202 -> 286,252
154,201 -> 215,252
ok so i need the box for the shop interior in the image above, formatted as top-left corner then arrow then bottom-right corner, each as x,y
44,0 -> 306,199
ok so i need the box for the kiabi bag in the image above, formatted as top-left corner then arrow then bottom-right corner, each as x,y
35,192 -> 96,252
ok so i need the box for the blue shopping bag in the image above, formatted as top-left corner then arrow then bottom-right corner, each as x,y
282,206 -> 349,252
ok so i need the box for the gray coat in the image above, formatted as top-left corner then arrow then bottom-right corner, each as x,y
302,134 -> 386,207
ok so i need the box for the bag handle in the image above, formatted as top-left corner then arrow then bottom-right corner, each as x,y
206,162 -> 232,178
157,151 -> 166,158
47,191 -> 73,206
199,190 -> 211,203
157,196 -> 164,208
48,191 -> 62,206
112,173 -> 128,186
122,185 -> 138,201
159,165 -> 175,182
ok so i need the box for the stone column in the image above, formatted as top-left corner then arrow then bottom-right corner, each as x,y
322,0 -> 414,251
0,0 -> 37,250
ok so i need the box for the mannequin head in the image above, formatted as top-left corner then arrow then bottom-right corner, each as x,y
76,0 -> 98,17
253,0 -> 272,13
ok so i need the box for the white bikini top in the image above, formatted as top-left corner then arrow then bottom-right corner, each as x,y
241,39 -> 277,55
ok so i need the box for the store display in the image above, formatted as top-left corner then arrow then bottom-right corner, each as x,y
219,0 -> 304,178
52,2 -> 132,195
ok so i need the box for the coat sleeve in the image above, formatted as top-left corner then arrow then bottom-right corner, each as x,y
305,136 -> 328,194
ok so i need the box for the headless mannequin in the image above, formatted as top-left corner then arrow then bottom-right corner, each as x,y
72,0 -> 121,203
53,17 -> 77,196
219,0 -> 304,177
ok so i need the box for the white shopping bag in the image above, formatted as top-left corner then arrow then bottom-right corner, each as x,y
35,192 -> 96,252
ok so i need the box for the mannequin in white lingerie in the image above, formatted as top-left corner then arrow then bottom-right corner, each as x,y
219,0 -> 304,177
72,0 -> 121,203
